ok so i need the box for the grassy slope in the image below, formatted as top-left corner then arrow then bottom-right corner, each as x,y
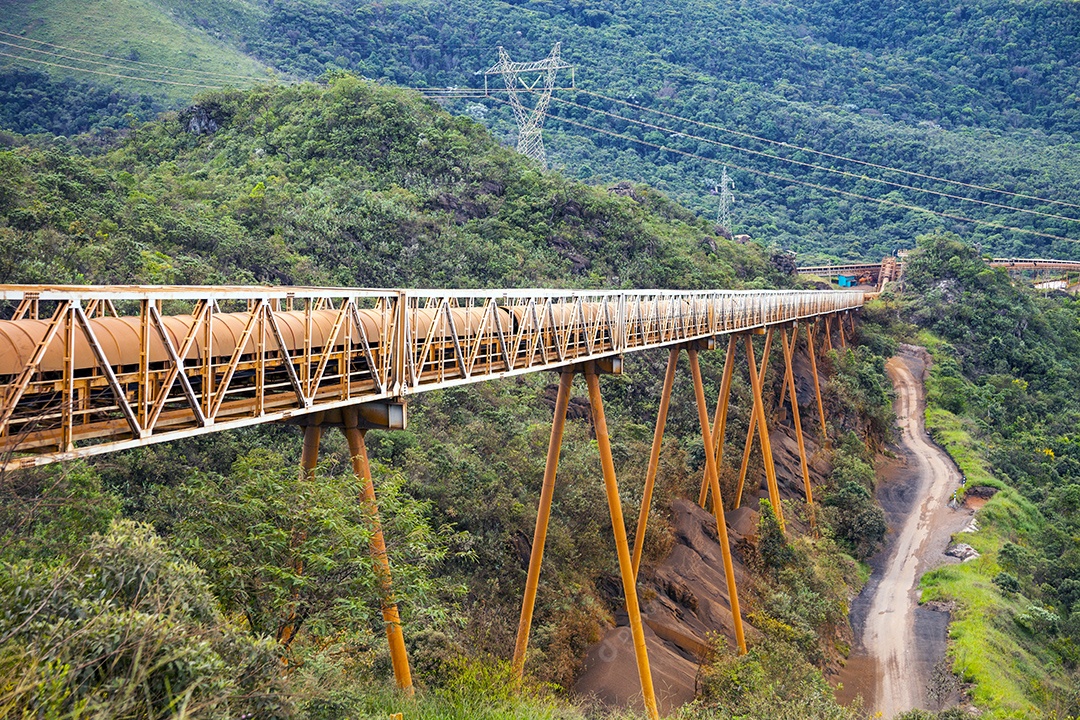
0,0 -> 272,102
917,332 -> 1073,719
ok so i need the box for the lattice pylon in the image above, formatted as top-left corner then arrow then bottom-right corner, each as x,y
485,43 -> 572,167
719,167 -> 736,236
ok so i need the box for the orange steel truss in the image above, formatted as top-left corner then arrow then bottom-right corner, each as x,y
796,262 -> 884,280
990,257 -> 1080,273
0,285 -> 865,470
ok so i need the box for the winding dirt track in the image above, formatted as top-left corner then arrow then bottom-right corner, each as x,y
862,356 -> 963,716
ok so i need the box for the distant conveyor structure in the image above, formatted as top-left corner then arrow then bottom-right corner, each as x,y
0,284 -> 866,719
797,256 -> 1080,292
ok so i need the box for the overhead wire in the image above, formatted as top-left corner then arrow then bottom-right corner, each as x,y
2,32 -> 1073,214
573,87 -> 1080,211
0,40 -> 265,88
548,95 -> 1080,226
3,34 -> 1072,242
422,83 -> 1080,216
0,50 -> 225,89
0,30 -> 271,82
482,95 -> 1077,244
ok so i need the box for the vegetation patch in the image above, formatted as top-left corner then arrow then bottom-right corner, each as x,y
897,235 -> 1080,718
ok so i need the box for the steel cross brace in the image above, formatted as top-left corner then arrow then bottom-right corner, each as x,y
510,359 -> 659,720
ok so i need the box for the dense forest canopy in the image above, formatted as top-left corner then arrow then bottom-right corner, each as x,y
0,78 -> 781,289
2,0 -> 1079,261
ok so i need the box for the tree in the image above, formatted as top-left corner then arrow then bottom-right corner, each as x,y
150,448 -> 456,652
0,520 -> 288,719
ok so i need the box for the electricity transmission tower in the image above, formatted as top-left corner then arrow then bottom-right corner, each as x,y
485,43 -> 573,167
718,167 -> 736,236
704,168 -> 737,236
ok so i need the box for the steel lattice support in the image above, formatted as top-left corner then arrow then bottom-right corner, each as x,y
631,346 -> 678,579
733,329 -> 775,511
513,369 -> 573,678
343,412 -> 414,694
780,325 -> 815,512
585,368 -> 659,720
510,363 -> 659,718
283,410 -> 415,692
698,336 -> 737,509
485,43 -> 572,166
718,167 -> 735,236
631,341 -> 747,656
806,320 -> 829,446
686,346 -> 747,655
0,285 -> 866,470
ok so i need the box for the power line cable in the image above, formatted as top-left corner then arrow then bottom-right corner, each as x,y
0,30 -> 272,82
421,84 -> 1080,214
573,88 -> 1080,211
484,96 -> 1078,244
0,40 -> 264,87
0,50 -> 224,89
548,95 -> 1080,226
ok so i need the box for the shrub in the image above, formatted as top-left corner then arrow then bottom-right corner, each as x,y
993,572 -> 1022,594
0,520 -> 289,719
688,636 -> 860,720
822,480 -> 887,559
756,499 -> 795,571
1015,605 -> 1061,636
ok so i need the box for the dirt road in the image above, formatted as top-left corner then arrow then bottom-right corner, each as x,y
852,352 -> 966,716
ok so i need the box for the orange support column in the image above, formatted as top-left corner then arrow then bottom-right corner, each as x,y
300,423 -> 322,481
586,371 -> 659,720
633,348 -> 678,579
344,418 -> 414,694
513,370 -> 574,677
781,326 -> 814,510
734,329 -> 774,510
687,348 -> 747,655
280,423 -> 322,649
806,323 -> 829,446
744,335 -> 783,530
699,336 -> 738,509
824,314 -> 834,350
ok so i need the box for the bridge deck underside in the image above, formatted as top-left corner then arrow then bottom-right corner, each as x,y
0,286 -> 864,468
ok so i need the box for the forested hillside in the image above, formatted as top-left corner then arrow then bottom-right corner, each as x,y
868,236 -> 1080,717
3,0 -> 1079,261
0,78 -> 776,289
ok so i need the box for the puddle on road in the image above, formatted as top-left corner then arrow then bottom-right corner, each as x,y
834,648 -> 878,709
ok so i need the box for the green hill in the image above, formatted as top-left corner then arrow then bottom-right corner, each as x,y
3,0 -> 1079,263
0,0 -> 272,102
0,77 -> 778,289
